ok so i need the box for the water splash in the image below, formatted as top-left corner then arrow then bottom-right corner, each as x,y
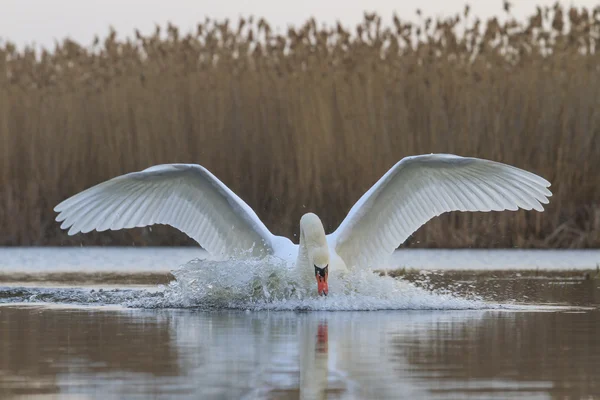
0,257 -> 500,311
139,257 -> 494,311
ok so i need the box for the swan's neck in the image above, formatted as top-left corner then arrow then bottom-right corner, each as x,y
296,213 -> 329,280
299,213 -> 328,252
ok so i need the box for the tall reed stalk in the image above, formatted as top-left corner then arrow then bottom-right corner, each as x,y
0,4 -> 599,247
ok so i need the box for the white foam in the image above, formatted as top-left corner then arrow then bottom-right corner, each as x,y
157,257 -> 495,311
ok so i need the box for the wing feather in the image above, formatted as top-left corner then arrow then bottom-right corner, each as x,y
330,154 -> 552,268
55,164 -> 275,259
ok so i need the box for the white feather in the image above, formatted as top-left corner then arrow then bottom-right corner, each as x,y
54,164 -> 278,260
329,154 -> 552,269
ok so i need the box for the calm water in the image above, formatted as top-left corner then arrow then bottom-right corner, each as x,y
0,248 -> 599,399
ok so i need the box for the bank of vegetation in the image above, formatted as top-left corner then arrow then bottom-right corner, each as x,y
1,3 -> 598,247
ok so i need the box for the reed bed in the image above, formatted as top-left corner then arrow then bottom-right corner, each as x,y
0,4 -> 599,248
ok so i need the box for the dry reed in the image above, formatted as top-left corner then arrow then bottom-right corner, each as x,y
0,4 -> 599,248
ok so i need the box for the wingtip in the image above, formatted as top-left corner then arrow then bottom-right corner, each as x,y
531,171 -> 551,188
54,198 -> 70,213
542,178 -> 552,188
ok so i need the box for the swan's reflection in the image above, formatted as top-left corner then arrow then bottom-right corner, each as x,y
166,311 -> 446,399
299,319 -> 329,399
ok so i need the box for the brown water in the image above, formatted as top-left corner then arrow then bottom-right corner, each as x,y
0,306 -> 599,399
0,269 -> 599,399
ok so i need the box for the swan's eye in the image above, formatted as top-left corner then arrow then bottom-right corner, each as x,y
314,265 -> 329,277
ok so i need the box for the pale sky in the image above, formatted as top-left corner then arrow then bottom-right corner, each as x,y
0,0 -> 594,49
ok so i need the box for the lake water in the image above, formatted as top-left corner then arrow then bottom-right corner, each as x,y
0,248 -> 599,399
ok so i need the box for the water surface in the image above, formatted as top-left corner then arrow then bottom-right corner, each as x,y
0,248 -> 599,399
1,307 -> 598,399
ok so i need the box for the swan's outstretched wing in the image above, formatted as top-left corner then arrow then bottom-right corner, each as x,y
330,154 -> 552,268
55,164 -> 275,259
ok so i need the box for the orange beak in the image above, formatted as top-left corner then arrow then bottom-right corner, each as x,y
315,266 -> 329,296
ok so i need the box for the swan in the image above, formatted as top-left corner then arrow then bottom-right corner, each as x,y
54,154 -> 551,296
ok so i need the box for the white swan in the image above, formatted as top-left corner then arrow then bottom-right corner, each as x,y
54,154 -> 551,296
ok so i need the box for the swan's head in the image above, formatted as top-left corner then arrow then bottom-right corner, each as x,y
300,213 -> 330,296
311,247 -> 330,296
